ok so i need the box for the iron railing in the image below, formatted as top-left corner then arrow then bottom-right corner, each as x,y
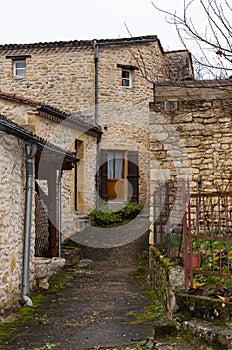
182,179 -> 232,291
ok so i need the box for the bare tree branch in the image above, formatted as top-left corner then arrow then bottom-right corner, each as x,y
151,0 -> 232,78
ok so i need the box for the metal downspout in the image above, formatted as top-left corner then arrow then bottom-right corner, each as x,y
57,170 -> 62,258
22,143 -> 37,306
94,42 -> 99,125
94,42 -> 102,208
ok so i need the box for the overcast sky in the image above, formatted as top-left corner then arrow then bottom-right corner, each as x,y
0,0 -> 191,51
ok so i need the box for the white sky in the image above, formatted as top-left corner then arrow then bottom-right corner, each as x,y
0,0 -> 190,51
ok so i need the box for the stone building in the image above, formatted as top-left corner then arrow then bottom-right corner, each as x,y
0,114 -> 80,315
0,35 -> 193,313
149,79 -> 232,244
0,36 -> 193,208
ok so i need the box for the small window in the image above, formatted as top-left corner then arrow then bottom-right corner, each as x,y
108,151 -> 124,179
122,69 -> 132,88
13,60 -> 26,77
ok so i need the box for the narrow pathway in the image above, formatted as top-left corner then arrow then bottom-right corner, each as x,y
1,257 -> 153,350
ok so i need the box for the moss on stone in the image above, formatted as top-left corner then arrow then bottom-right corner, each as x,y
0,293 -> 45,340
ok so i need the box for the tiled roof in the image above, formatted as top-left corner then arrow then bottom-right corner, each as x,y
96,35 -> 158,44
0,40 -> 93,51
0,114 -> 79,164
0,35 -> 158,51
0,91 -> 40,105
0,91 -> 102,136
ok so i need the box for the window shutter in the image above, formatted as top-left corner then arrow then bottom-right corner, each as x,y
99,149 -> 108,202
127,151 -> 139,202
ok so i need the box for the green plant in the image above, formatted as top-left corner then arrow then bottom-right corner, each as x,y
87,202 -> 142,227
28,343 -> 55,350
127,288 -> 165,324
119,202 -> 142,219
190,230 -> 232,273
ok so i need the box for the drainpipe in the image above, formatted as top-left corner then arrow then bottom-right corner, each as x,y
22,143 -> 37,306
94,42 -> 99,125
94,42 -> 102,208
57,170 -> 62,258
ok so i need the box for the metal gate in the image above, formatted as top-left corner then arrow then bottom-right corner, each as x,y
182,179 -> 232,291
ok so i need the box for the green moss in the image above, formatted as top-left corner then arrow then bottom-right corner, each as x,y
0,293 -> 46,340
0,269 -> 74,343
48,272 -> 68,293
127,288 -> 165,324
131,252 -> 150,283
61,245 -> 80,251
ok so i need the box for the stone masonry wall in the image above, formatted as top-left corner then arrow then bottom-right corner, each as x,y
149,96 -> 232,243
0,45 -> 95,114
97,41 -> 167,204
0,135 -> 25,315
0,40 -> 192,207
0,98 -> 97,247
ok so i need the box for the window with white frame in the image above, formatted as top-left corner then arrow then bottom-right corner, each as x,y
13,60 -> 26,77
121,69 -> 132,87
6,55 -> 31,78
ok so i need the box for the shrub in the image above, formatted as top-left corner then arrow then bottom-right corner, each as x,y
87,202 -> 143,227
119,202 -> 142,219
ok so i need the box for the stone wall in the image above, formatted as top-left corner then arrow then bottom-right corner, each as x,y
97,41 -> 168,204
0,98 -> 98,218
164,50 -> 193,81
0,135 -> 25,314
149,81 -> 232,243
149,246 -> 184,317
0,45 -> 95,114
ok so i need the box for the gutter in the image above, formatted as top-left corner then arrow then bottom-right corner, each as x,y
22,143 -> 37,306
96,37 -> 157,46
36,105 -> 102,137
94,42 -> 99,125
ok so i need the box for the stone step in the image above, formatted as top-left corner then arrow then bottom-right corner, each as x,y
154,342 -> 198,350
184,319 -> 232,350
153,317 -> 232,349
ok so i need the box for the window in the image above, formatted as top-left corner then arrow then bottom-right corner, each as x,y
122,69 -> 132,87
99,150 -> 139,202
108,151 -> 124,179
117,64 -> 138,88
13,60 -> 26,77
6,55 -> 31,78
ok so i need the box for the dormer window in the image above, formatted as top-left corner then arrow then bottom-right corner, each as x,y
6,54 -> 31,78
117,64 -> 139,89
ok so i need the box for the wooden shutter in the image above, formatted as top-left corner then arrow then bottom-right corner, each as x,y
99,149 -> 108,201
127,151 -> 139,202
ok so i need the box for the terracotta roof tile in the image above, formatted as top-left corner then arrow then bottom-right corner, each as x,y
0,91 -> 102,136
0,35 -> 159,51
0,114 -> 79,163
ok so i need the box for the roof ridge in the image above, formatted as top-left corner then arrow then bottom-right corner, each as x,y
0,35 -> 159,50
